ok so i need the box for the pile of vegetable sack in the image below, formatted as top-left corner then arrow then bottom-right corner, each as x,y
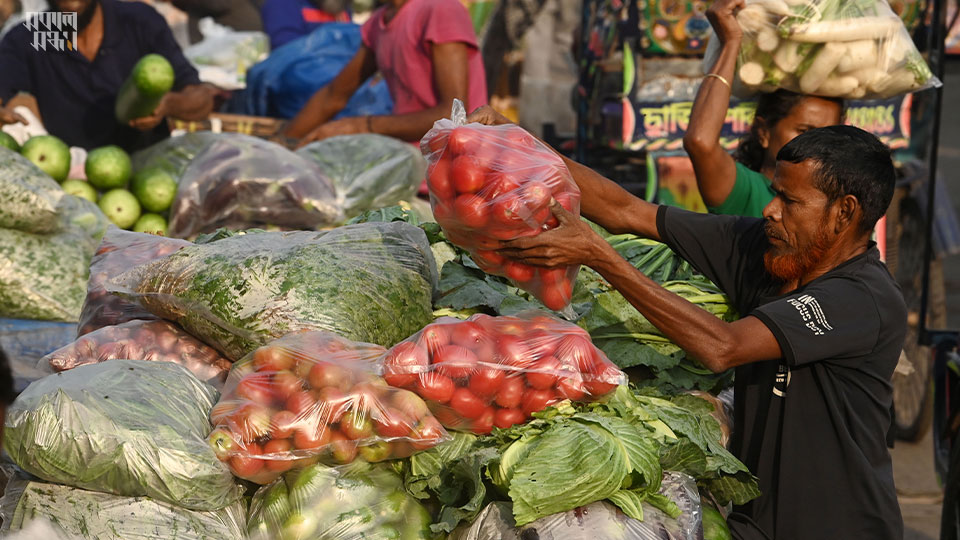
0,148 -> 109,321
723,0 -> 938,98
421,101 -> 581,311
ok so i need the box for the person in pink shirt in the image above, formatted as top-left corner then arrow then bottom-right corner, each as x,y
286,0 -> 487,144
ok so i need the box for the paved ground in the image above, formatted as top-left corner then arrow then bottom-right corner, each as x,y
893,56 -> 960,540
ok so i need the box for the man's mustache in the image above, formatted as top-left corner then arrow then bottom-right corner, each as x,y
764,223 -> 785,242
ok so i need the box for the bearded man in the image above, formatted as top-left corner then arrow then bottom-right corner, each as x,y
469,108 -> 906,540
0,0 -> 219,151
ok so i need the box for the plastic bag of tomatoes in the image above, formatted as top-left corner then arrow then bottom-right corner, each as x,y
379,313 -> 627,434
420,100 -> 582,311
208,331 -> 450,485
78,228 -> 191,336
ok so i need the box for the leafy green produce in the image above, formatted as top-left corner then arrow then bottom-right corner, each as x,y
109,222 -> 438,359
0,195 -> 108,322
397,386 -> 759,532
0,476 -> 247,540
297,134 -> 426,218
4,360 -> 244,511
0,148 -> 66,234
247,461 -> 434,540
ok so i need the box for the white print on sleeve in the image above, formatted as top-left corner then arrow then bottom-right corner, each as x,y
786,294 -> 833,336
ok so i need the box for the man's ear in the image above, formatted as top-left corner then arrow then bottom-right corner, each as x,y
756,118 -> 770,150
834,194 -> 860,234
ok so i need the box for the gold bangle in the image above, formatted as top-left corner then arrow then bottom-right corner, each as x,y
366,115 -> 374,132
704,73 -> 731,89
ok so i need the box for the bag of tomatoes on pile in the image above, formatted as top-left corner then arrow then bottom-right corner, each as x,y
208,331 -> 450,485
379,313 -> 626,434
79,228 -> 191,336
420,100 -> 581,311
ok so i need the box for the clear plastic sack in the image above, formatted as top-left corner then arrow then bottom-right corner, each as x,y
130,131 -> 222,178
379,313 -> 626,434
167,134 -> 342,239
208,331 -> 449,484
0,148 -> 65,234
0,318 -> 73,393
296,134 -> 426,219
420,100 -> 582,311
449,472 -> 702,540
44,320 -> 232,390
3,360 -> 243,511
715,0 -> 940,99
78,228 -> 191,336
107,222 -> 439,360
0,473 -> 247,540
246,461 -> 434,540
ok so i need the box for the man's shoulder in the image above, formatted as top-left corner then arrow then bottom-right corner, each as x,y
0,20 -> 33,51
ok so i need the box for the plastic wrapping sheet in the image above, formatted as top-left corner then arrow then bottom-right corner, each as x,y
107,222 -> 439,360
0,319 -> 74,394
4,360 -> 243,511
296,134 -> 426,218
167,134 -> 342,238
420,101 -> 581,311
0,148 -> 65,234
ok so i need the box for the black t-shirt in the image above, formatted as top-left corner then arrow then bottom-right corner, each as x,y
0,0 -> 201,151
656,206 -> 906,540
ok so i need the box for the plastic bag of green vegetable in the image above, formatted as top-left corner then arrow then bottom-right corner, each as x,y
3,360 -> 244,511
0,473 -> 247,540
0,148 -> 66,234
0,196 -> 109,322
449,472 -> 702,540
246,461 -> 434,540
296,134 -> 426,218
705,0 -> 940,98
108,221 -> 438,360
130,131 -> 222,178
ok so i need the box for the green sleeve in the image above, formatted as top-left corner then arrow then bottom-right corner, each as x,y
706,162 -> 776,218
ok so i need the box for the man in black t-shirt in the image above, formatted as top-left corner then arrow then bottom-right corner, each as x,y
469,106 -> 905,539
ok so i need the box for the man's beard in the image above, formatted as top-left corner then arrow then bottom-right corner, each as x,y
763,220 -> 832,282
76,0 -> 99,31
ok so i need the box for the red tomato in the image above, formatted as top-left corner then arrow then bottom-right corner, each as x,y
432,405 -> 464,428
210,401 -> 237,425
252,346 -> 296,372
472,250 -> 505,270
505,128 -> 535,148
308,362 -> 352,391
468,367 -> 506,397
329,431 -> 359,463
432,345 -> 479,380
272,370 -> 305,401
557,374 -> 587,401
453,194 -> 490,229
426,131 -> 448,153
482,173 -> 521,201
471,406 -> 495,434
415,373 -> 456,404
521,389 -> 558,416
315,386 -> 350,424
285,390 -> 317,417
340,411 -> 375,440
526,356 -> 561,390
554,334 -> 599,373
450,321 -> 487,348
504,261 -> 536,282
497,335 -> 533,367
538,267 -> 567,285
382,342 -> 428,388
263,439 -> 295,472
470,235 -> 501,251
428,157 -> 455,201
490,196 -> 528,226
449,387 -> 486,419
391,390 -> 430,421
494,408 -> 526,429
521,181 -> 551,210
270,409 -> 299,439
229,443 -> 264,477
554,190 -> 580,212
539,279 -> 573,311
447,127 -> 473,155
374,407 -> 415,438
230,403 -> 273,442
494,376 -> 525,409
452,156 -> 487,193
524,329 -> 558,358
411,416 -> 446,450
419,324 -> 450,356
235,374 -> 278,407
584,379 -> 618,397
